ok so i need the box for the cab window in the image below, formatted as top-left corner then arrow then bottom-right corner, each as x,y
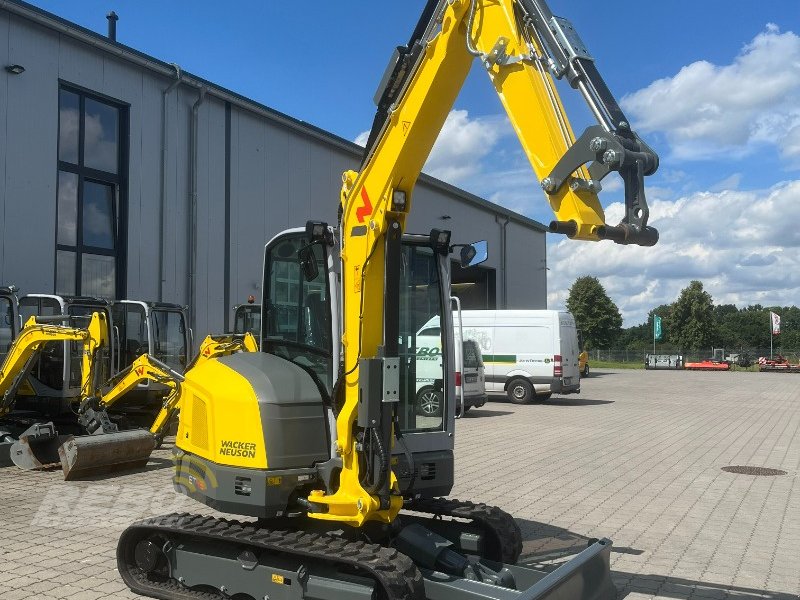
152,310 -> 187,372
398,244 -> 447,432
263,236 -> 332,394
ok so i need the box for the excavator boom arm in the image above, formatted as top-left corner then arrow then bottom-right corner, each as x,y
313,0 -> 659,525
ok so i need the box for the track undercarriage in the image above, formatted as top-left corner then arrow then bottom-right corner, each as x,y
117,499 -> 614,600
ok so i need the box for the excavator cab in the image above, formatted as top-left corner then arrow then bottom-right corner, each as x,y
0,286 -> 20,363
261,226 -> 460,499
112,300 -> 191,372
16,294 -> 114,414
110,300 -> 191,419
232,302 -> 261,341
262,229 -> 336,395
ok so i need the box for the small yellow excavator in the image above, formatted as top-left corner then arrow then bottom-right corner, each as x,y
117,1 -> 659,599
1,287 -> 256,477
62,333 -> 258,479
0,311 -> 111,469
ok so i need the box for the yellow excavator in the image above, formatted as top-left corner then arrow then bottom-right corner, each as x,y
0,287 -> 254,477
0,310 -> 110,469
117,1 -> 659,599
63,333 -> 258,479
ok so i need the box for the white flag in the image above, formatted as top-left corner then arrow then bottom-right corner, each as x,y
770,311 -> 781,335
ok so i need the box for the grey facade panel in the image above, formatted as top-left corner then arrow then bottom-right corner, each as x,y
0,13 -> 9,277
2,14 -> 59,295
0,2 -> 548,340
505,220 -> 547,308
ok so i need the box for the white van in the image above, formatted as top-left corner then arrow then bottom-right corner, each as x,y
458,310 -> 581,403
415,326 -> 487,417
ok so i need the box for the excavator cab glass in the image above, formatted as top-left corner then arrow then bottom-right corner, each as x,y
263,234 -> 333,395
67,303 -> 113,388
19,296 -> 65,392
233,304 -> 261,339
399,243 -> 448,431
151,310 -> 188,371
112,301 -> 148,369
0,294 -> 15,362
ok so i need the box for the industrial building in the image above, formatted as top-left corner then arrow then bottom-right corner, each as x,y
0,0 -> 547,337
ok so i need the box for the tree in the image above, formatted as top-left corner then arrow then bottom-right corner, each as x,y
669,280 -> 716,350
565,276 -> 622,349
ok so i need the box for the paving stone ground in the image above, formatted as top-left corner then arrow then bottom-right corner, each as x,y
0,368 -> 798,599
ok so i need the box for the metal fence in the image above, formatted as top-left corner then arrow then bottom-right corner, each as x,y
591,348 -> 800,364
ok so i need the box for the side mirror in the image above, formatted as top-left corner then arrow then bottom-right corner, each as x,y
460,240 -> 488,268
298,245 -> 320,282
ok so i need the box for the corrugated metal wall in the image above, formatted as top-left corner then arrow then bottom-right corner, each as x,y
0,8 -> 547,339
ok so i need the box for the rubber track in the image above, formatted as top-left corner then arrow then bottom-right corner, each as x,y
117,513 -> 425,600
407,497 -> 523,563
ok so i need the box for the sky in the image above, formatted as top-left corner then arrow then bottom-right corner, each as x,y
27,0 -> 800,325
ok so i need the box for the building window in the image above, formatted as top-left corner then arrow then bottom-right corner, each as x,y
56,86 -> 127,298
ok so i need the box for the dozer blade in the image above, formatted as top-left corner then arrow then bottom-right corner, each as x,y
59,430 -> 155,480
9,422 -> 68,470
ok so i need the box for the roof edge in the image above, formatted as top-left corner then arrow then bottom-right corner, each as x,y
2,0 -> 547,233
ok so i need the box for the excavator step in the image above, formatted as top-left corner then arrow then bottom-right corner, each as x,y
59,429 -> 155,480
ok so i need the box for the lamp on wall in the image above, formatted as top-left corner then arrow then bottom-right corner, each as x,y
4,64 -> 25,75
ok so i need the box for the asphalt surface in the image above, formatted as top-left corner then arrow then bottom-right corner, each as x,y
0,368 -> 798,599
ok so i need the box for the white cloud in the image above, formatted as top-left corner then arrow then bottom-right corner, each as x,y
547,180 -> 800,325
622,25 -> 800,163
355,108 -> 516,190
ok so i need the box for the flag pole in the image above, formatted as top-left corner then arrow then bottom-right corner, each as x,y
770,312 -> 773,359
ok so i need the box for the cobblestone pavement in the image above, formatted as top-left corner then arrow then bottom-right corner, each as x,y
0,369 -> 798,599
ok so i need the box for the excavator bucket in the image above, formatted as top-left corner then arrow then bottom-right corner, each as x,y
0,430 -> 17,467
58,430 -> 156,480
9,422 -> 68,471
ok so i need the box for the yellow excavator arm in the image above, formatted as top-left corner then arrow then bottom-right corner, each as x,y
309,0 -> 659,525
0,312 -> 107,417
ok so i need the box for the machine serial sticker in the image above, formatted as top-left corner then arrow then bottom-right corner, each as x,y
219,440 -> 257,458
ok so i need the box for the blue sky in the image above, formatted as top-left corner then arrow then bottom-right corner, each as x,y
28,0 -> 800,325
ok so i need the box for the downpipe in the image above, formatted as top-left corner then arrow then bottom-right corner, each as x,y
188,87 -> 207,329
159,64 -> 181,301
495,216 -> 509,308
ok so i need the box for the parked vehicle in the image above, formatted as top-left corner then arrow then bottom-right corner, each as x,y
645,354 -> 683,369
457,310 -> 581,403
579,350 -> 589,377
457,339 -> 487,414
414,325 -> 487,417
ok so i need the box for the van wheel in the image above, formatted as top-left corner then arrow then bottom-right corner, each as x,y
507,379 -> 534,404
583,364 -> 590,377
416,388 -> 443,417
